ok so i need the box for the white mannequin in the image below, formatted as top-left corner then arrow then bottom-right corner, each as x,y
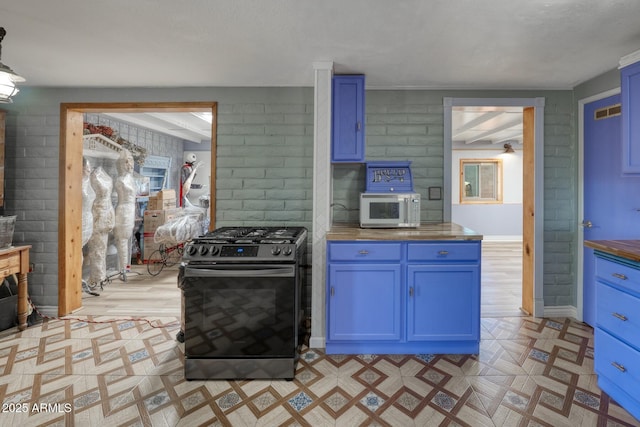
87,167 -> 115,287
81,157 -> 95,248
114,150 -> 136,274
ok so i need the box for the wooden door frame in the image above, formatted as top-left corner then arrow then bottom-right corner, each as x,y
58,102 -> 217,316
444,97 -> 545,318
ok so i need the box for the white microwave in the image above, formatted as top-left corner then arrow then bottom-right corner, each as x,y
360,192 -> 420,228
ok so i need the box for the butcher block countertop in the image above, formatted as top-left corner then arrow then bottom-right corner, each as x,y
326,223 -> 483,241
584,240 -> 640,263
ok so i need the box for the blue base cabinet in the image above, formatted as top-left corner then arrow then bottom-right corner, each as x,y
326,240 -> 481,355
593,253 -> 640,421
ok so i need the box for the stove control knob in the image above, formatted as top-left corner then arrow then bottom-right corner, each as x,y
210,246 -> 219,256
282,247 -> 292,256
187,245 -> 198,256
271,246 -> 281,256
199,246 -> 209,256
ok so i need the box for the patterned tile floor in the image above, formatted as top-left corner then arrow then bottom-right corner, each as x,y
1,316 -> 639,426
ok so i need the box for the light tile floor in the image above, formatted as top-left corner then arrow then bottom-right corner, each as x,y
2,247 -> 639,426
1,316 -> 639,426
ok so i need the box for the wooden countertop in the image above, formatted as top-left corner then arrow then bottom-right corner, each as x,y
584,240 -> 640,263
326,223 -> 483,241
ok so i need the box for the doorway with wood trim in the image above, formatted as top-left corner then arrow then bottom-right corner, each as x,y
58,102 -> 218,317
444,98 -> 545,318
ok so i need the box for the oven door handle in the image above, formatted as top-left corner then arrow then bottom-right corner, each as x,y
185,265 -> 295,277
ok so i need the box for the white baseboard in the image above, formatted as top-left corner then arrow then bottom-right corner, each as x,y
482,236 -> 523,242
309,336 -> 325,349
543,305 -> 578,320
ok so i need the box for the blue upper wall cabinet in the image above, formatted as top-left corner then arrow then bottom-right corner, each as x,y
332,75 -> 365,163
621,59 -> 640,174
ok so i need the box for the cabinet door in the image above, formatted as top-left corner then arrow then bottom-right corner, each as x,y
328,263 -> 401,341
331,75 -> 365,163
622,61 -> 640,174
407,264 -> 479,341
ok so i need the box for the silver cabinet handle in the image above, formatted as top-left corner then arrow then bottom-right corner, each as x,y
611,362 -> 626,373
612,273 -> 628,280
438,250 -> 449,255
330,286 -> 335,297
356,121 -> 362,131
409,287 -> 414,297
612,312 -> 628,321
358,250 -> 369,255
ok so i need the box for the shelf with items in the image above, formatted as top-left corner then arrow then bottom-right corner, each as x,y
0,110 -> 5,208
82,133 -> 124,160
137,155 -> 172,195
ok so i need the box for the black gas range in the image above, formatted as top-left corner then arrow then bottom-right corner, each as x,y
179,226 -> 308,380
182,226 -> 307,264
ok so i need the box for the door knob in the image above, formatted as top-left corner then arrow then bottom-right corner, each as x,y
580,220 -> 593,228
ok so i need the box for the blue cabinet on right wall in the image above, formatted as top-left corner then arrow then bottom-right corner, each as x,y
331,75 -> 365,162
592,252 -> 640,421
621,52 -> 640,174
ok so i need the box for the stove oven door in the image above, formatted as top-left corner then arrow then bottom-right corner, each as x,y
182,263 -> 300,359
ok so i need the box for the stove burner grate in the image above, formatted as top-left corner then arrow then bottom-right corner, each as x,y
201,227 -> 306,245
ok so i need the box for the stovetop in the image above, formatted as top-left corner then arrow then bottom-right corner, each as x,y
182,227 -> 307,263
203,227 -> 306,244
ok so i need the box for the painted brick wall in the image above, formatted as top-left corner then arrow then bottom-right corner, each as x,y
333,89 -> 576,307
84,113 -> 187,194
2,86 -> 575,316
2,87 -> 314,314
214,97 -> 315,312
215,101 -> 314,228
540,92 -> 576,307
332,91 -> 445,223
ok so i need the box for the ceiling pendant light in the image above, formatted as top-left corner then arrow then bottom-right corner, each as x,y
0,27 -> 25,103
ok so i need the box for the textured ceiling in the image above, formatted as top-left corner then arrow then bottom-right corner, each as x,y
3,1 -> 638,144
2,0 -> 640,90
453,106 -> 524,147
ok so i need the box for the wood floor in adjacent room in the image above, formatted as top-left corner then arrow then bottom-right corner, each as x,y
78,240 -> 526,319
77,264 -> 181,317
481,240 -> 525,318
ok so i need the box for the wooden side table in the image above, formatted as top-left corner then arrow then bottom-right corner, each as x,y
0,245 -> 31,331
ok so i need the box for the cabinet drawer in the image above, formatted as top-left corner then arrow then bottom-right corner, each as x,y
328,242 -> 402,262
596,282 -> 640,349
595,328 -> 640,397
596,257 -> 640,296
407,242 -> 480,262
0,254 -> 20,271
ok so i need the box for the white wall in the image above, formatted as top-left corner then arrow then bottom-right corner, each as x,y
451,147 -> 523,240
